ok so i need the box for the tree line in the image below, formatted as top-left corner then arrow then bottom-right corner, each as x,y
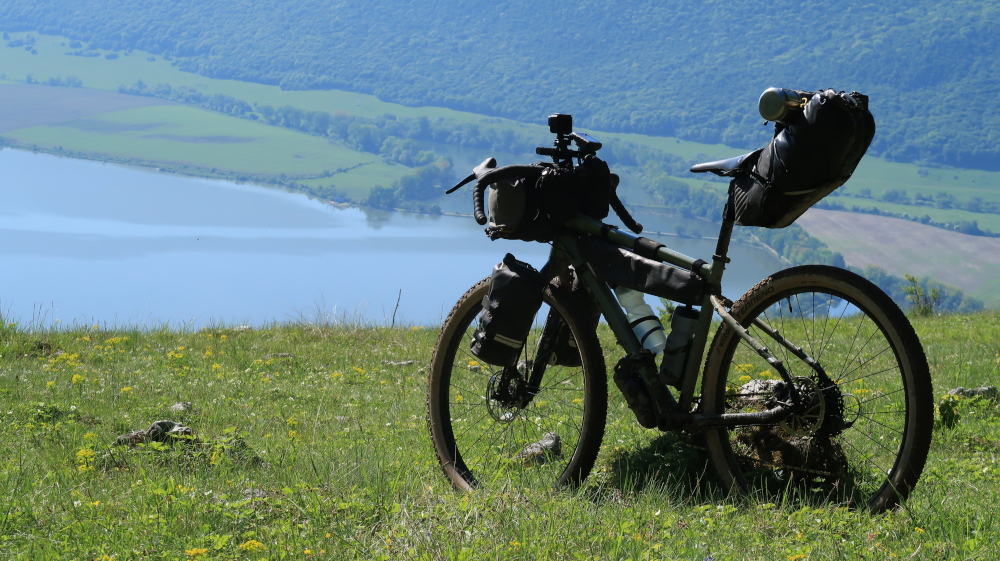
4,0 -> 1000,170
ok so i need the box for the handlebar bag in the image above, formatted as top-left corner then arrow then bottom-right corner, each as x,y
470,253 -> 544,366
485,155 -> 615,242
731,90 -> 875,228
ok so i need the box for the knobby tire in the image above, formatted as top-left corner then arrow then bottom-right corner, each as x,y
701,265 -> 933,513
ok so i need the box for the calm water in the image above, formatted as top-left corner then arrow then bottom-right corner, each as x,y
0,148 -> 784,328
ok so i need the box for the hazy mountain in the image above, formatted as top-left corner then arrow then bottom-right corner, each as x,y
2,0 -> 998,169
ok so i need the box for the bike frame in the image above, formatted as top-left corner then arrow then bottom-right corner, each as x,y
550,210 -> 829,432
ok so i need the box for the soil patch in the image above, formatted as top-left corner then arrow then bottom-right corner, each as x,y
0,83 -> 171,133
796,208 -> 1000,302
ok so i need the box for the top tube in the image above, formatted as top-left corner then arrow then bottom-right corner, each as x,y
565,215 -> 715,279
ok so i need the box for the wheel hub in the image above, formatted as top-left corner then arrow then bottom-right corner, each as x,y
781,376 -> 826,436
486,362 -> 532,421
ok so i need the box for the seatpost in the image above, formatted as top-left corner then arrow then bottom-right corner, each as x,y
710,201 -> 737,288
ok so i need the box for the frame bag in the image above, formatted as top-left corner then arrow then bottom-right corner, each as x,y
731,90 -> 875,228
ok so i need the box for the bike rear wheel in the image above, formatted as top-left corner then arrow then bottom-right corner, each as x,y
427,277 -> 607,492
702,265 -> 932,513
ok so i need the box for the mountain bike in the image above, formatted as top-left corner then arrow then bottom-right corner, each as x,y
426,109 -> 932,514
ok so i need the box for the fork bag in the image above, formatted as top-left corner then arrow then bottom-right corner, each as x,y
470,254 -> 544,366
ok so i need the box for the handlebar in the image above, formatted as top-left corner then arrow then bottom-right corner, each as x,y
447,113 -> 643,235
535,131 -> 603,162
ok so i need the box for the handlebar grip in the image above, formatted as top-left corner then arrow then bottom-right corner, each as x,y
471,158 -> 496,225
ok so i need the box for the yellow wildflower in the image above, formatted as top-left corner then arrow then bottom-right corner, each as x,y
239,540 -> 266,552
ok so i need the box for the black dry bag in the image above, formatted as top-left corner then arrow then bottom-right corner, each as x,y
470,254 -> 544,366
731,89 -> 875,228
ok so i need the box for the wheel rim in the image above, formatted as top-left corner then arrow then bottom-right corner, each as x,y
431,287 -> 597,492
711,285 -> 914,508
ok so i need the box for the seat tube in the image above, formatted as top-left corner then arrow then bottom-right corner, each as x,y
677,212 -> 736,410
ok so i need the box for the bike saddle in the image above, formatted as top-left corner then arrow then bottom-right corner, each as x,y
689,148 -> 762,177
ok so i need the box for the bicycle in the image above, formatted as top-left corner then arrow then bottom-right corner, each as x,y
427,106 -> 932,514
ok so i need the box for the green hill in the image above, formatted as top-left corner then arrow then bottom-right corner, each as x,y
2,0 -> 999,169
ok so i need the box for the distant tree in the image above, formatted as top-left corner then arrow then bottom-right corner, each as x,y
880,189 -> 908,204
902,273 -> 940,317
364,185 -> 399,209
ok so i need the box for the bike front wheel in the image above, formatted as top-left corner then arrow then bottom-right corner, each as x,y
701,265 -> 932,513
427,277 -> 607,492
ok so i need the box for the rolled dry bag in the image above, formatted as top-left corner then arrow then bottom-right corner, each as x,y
470,254 -> 544,366
731,89 -> 875,228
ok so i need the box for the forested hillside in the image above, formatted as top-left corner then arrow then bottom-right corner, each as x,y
2,0 -> 998,170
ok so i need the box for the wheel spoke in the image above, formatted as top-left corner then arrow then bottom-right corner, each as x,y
701,266 -> 931,513
428,280 -> 606,492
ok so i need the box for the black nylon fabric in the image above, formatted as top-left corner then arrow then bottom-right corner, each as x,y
483,155 -> 616,242
576,236 -> 704,305
470,254 -> 545,366
734,90 -> 875,228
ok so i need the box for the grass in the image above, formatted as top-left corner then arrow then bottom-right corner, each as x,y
0,311 -> 997,560
3,104 -> 410,193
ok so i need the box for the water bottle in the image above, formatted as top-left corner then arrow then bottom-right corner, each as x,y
614,286 -> 666,354
659,306 -> 700,388
758,87 -> 810,122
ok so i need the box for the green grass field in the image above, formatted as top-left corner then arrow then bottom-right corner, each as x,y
0,312 -> 997,559
3,103 -> 410,194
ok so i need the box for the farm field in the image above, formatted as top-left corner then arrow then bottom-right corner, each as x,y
0,315 -> 997,559
797,208 -> 1000,305
0,83 -> 409,198
818,195 -> 1000,235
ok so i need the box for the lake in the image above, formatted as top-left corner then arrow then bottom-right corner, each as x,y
0,148 -> 785,328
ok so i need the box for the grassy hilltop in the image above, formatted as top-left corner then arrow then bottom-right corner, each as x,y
0,315 -> 997,559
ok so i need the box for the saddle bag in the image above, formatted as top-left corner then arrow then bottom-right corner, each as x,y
470,254 -> 544,366
731,89 -> 875,228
